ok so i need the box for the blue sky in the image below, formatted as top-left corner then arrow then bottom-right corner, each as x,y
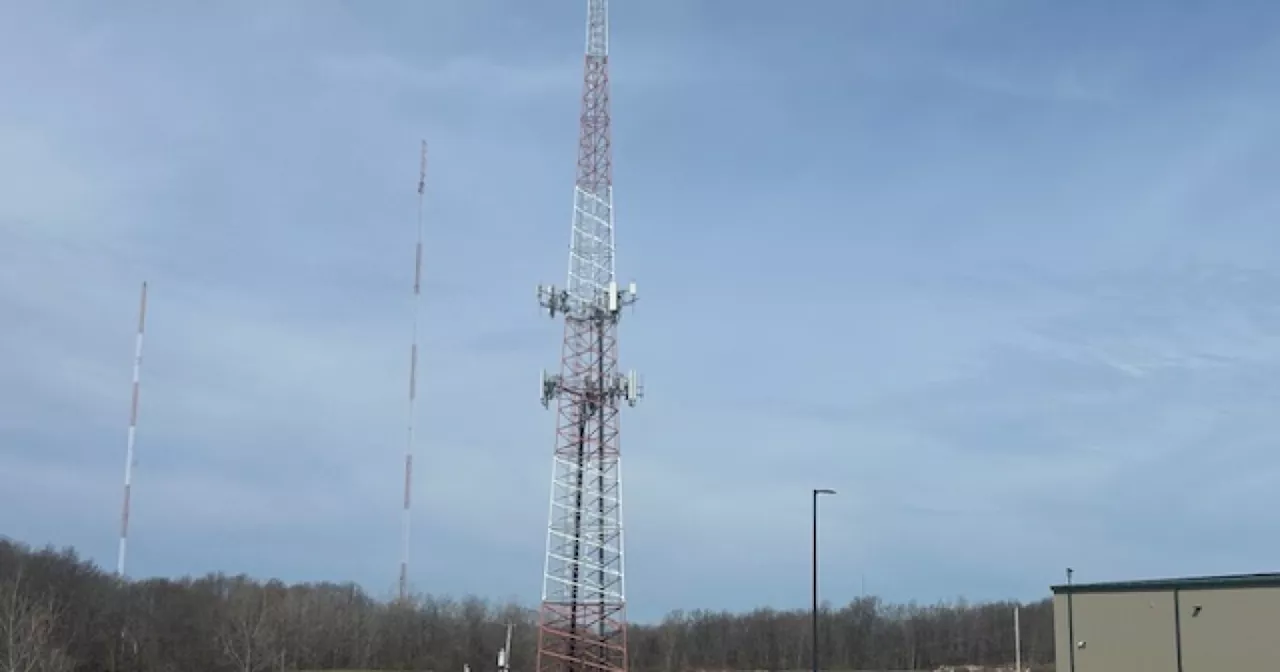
2,0 -> 1280,622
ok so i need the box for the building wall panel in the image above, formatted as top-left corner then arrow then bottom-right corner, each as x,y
1053,590 -> 1177,672
1179,586 -> 1280,671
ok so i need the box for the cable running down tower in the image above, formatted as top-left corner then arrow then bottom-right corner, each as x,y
535,2 -> 641,672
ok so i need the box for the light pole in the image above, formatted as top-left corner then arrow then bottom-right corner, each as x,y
1014,605 -> 1022,672
812,488 -> 836,672
1066,567 -> 1075,672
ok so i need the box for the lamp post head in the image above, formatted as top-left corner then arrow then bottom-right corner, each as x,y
814,488 -> 836,496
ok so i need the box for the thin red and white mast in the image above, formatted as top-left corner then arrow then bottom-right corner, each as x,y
116,281 -> 148,578
400,141 -> 427,601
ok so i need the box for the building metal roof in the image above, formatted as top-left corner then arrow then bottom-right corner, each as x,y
1051,572 -> 1280,595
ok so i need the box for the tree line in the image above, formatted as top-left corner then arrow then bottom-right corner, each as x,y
0,538 -> 1055,672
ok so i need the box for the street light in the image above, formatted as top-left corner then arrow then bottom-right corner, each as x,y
812,488 -> 836,672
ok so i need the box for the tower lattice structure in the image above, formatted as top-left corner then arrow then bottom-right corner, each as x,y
535,2 -> 641,672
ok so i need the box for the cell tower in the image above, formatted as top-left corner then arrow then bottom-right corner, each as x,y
400,141 -> 427,602
117,281 -> 148,578
534,1 -> 642,672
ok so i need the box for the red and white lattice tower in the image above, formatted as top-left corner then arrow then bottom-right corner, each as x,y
535,1 -> 641,672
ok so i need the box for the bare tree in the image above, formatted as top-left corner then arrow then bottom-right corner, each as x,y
1,537 -> 1059,672
0,572 -> 73,672
215,578 -> 280,672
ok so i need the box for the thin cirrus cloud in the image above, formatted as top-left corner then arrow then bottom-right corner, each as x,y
2,0 -> 1280,621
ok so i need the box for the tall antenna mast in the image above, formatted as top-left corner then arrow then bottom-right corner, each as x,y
400,140 -> 427,601
535,1 -> 640,672
117,281 -> 148,578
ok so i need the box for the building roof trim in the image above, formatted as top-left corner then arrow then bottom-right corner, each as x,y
1051,572 -> 1280,595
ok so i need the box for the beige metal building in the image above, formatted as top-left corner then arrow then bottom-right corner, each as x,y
1052,572 -> 1280,671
